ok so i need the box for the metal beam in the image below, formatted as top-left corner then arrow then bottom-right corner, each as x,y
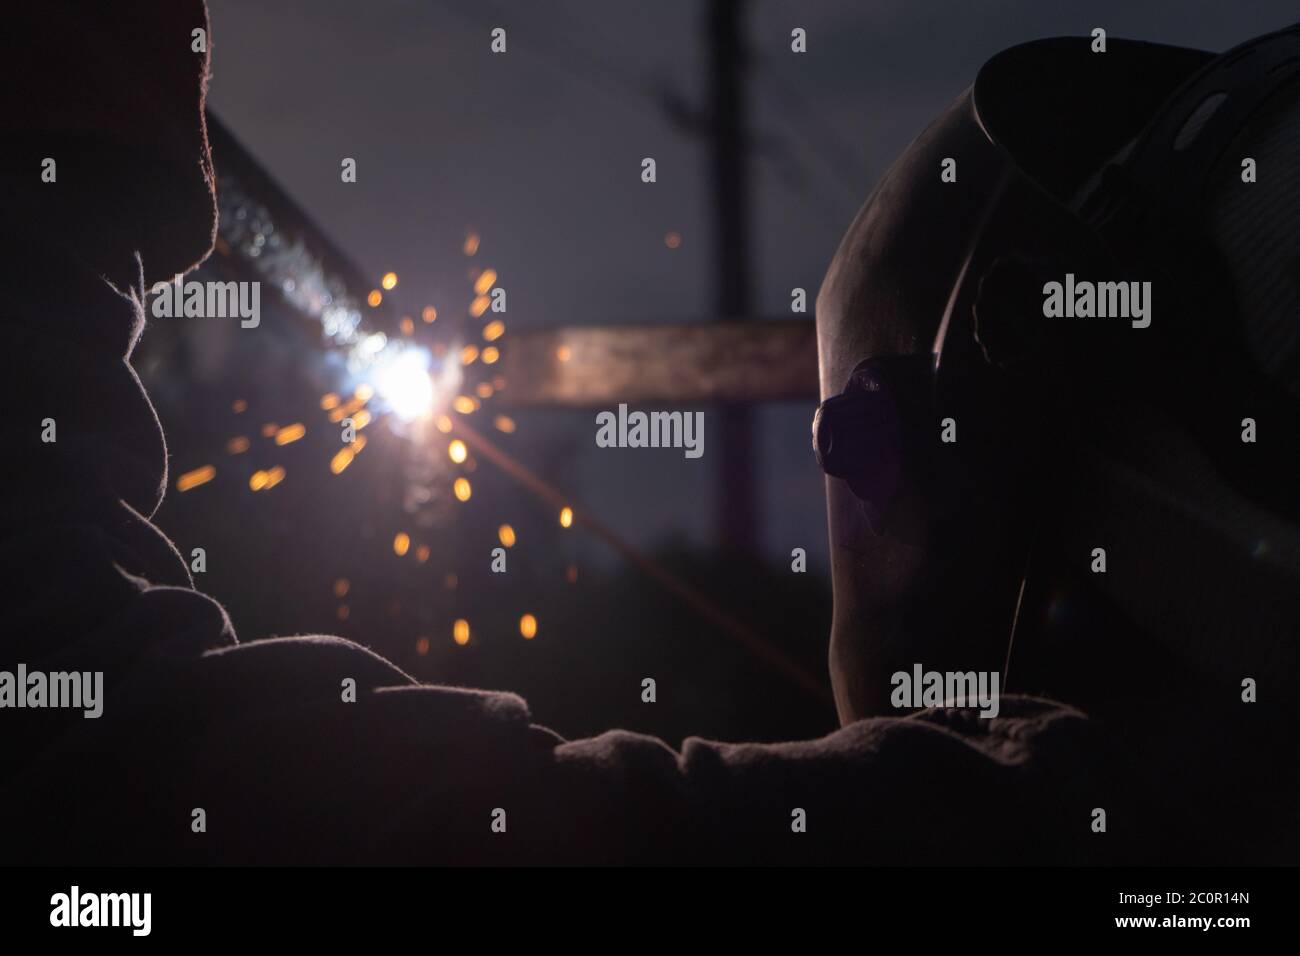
495,319 -> 819,407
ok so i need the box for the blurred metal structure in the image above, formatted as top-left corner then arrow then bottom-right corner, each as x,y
497,320 -> 817,406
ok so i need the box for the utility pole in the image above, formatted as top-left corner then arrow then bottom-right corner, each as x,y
707,0 -> 758,556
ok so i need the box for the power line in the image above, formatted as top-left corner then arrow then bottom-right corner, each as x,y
754,50 -> 872,201
426,0 -> 665,114
425,0 -> 859,220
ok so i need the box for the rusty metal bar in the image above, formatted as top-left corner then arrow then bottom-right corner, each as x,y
496,319 -> 819,406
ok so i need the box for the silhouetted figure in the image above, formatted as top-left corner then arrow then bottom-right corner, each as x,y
1,2 -> 1294,864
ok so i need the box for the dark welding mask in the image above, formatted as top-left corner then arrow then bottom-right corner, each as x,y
813,28 -> 1300,724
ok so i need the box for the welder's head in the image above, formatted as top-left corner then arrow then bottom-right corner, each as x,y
0,0 -> 216,287
815,30 -> 1300,725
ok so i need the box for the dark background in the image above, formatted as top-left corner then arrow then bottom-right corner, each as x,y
137,0 -> 1299,744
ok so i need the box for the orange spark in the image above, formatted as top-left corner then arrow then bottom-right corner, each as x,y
176,465 -> 216,492
274,423 -> 306,446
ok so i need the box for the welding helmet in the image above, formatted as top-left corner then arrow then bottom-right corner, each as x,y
813,28 -> 1300,724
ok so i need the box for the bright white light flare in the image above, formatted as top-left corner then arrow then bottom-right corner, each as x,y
371,346 -> 436,421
